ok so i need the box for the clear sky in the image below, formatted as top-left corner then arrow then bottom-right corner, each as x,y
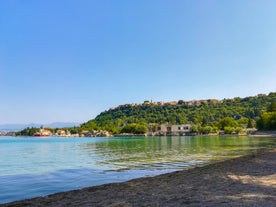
1,0 -> 276,124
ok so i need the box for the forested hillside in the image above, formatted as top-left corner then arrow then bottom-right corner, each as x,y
80,92 -> 276,132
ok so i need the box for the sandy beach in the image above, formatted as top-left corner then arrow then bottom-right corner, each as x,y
1,149 -> 276,207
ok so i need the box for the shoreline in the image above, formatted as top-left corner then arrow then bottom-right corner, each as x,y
2,149 -> 275,207
3,130 -> 276,138
249,131 -> 276,137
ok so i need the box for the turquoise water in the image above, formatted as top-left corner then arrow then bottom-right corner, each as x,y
0,136 -> 275,204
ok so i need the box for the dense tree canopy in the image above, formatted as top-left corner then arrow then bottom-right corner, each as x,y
90,92 -> 276,131
257,102 -> 276,130
267,102 -> 276,112
120,124 -> 148,134
16,127 -> 40,136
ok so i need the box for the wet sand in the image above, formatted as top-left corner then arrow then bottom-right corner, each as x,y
2,149 -> 276,207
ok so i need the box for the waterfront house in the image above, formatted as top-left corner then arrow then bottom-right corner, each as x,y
157,124 -> 191,136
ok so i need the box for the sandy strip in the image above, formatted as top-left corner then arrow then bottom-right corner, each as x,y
1,149 -> 276,207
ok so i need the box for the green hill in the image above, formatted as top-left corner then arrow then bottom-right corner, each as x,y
80,92 -> 276,133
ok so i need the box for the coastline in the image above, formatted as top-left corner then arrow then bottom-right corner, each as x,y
2,149 -> 275,207
4,130 -> 276,138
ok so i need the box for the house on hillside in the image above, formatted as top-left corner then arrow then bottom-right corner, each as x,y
156,124 -> 192,136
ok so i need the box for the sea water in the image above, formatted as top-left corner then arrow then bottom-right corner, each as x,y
0,136 -> 275,204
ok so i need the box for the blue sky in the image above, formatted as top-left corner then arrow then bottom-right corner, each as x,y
1,0 -> 276,124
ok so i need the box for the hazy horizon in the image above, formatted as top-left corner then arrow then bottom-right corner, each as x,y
0,122 -> 81,132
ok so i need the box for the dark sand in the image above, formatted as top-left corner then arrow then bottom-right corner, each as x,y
2,149 -> 276,207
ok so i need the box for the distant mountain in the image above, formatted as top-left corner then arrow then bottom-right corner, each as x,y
0,122 -> 80,132
44,122 -> 81,128
0,124 -> 37,132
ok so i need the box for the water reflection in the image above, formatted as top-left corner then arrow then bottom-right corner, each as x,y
0,136 -> 275,204
78,136 -> 275,172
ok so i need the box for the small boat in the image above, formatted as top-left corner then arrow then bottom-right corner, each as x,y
33,132 -> 41,136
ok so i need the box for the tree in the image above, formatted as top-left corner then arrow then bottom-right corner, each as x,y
237,117 -> 249,128
257,112 -> 276,130
16,127 -> 39,136
201,126 -> 213,134
218,117 -> 238,130
224,126 -> 235,134
120,124 -> 148,134
247,119 -> 255,128
134,124 -> 148,134
235,127 -> 243,134
178,100 -> 185,105
190,125 -> 199,133
268,102 -> 276,112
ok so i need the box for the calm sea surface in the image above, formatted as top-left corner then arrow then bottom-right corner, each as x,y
0,136 -> 275,204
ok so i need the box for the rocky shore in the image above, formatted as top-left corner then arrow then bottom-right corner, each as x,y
2,149 -> 275,207
249,131 -> 276,137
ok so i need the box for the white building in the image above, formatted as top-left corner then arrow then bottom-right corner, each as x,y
157,124 -> 191,136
